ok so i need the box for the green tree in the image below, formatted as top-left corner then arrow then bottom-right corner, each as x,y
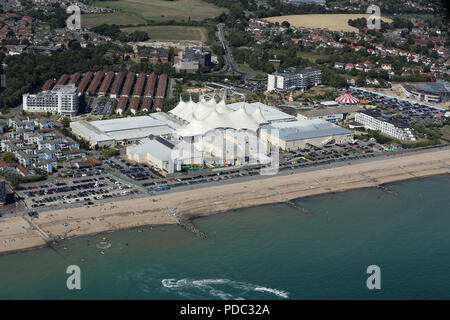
2,152 -> 16,163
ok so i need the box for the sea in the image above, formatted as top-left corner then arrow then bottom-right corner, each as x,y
0,174 -> 449,300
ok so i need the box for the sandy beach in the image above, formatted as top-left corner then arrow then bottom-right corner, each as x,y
1,149 -> 449,255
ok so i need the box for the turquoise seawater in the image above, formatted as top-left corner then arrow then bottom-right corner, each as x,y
0,175 -> 449,299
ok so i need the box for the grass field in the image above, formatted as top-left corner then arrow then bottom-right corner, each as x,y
441,125 -> 450,141
82,12 -> 147,28
296,51 -> 330,62
83,0 -> 226,27
120,25 -> 207,41
265,14 -> 392,32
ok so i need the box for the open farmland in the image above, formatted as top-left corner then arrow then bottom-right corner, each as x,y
84,0 -> 226,26
120,26 -> 207,41
82,12 -> 146,28
265,14 -> 392,32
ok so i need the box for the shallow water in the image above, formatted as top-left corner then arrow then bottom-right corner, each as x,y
0,175 -> 449,299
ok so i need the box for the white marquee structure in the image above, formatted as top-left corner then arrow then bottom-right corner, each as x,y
169,96 -> 269,137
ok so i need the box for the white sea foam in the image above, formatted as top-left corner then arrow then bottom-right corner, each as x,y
96,241 -> 111,249
161,278 -> 289,300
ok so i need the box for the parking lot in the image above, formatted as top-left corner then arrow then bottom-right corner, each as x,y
86,97 -> 113,115
105,156 -> 164,181
279,140 -> 377,164
350,89 -> 444,127
16,174 -> 140,210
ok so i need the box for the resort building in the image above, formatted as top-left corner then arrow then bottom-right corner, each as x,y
297,105 -> 363,123
126,136 -> 203,174
355,110 -> 416,141
70,114 -> 180,147
401,82 -> 450,103
22,84 -> 79,117
267,67 -> 321,92
260,119 -> 354,151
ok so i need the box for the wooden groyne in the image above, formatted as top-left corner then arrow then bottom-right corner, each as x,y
286,200 -> 311,215
178,218 -> 208,239
168,207 -> 208,239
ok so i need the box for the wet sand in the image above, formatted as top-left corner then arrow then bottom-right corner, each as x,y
1,149 -> 449,255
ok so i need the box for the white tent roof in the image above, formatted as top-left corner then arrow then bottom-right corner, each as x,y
170,98 -> 267,137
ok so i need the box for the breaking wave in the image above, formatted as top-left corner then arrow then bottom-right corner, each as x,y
161,278 -> 289,300
96,241 -> 112,250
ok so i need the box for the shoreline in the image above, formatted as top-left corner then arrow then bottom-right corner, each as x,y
0,149 -> 449,256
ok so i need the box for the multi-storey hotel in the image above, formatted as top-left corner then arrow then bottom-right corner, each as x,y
267,67 -> 321,92
23,84 -> 79,117
355,110 -> 416,141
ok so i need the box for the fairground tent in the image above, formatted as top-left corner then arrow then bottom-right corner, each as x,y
335,92 -> 359,104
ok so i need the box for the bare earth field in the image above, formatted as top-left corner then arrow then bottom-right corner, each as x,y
1,149 -> 449,255
265,14 -> 392,32
121,25 -> 207,41
83,0 -> 226,27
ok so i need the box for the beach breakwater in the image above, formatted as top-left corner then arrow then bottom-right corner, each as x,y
0,149 -> 449,255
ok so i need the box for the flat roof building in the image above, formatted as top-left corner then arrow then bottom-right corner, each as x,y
297,105 -> 363,123
70,114 -> 178,147
355,110 -> 416,141
402,82 -> 450,103
260,119 -> 354,151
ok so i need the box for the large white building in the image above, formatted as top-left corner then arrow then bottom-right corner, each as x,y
260,119 -> 354,151
127,136 -> 204,173
267,67 -> 321,92
401,82 -> 450,104
355,110 -> 416,141
69,96 -> 354,173
169,97 -> 269,137
70,114 -> 181,147
23,84 -> 79,117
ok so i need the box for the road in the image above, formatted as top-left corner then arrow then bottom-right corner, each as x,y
215,23 -> 256,79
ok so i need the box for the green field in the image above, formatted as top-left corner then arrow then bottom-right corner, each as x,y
82,0 -> 226,27
82,12 -> 146,28
121,25 -> 207,41
441,125 -> 450,141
